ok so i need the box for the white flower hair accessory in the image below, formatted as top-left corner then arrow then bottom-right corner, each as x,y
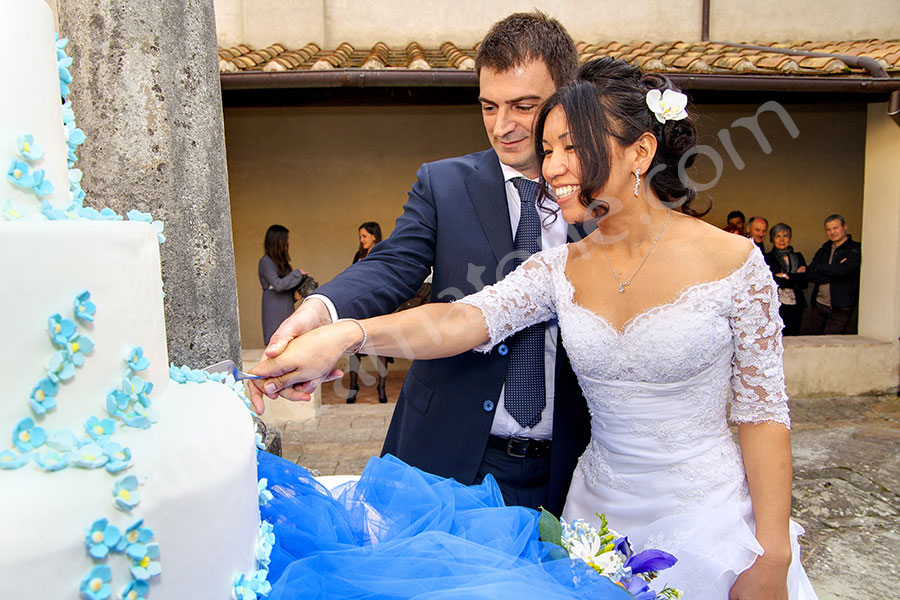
646,89 -> 688,123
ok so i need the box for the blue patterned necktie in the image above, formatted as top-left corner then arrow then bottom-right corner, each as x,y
504,177 -> 546,428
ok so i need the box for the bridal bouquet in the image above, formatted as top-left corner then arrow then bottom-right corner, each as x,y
539,510 -> 683,599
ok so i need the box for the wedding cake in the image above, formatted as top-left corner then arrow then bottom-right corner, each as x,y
0,2 -> 265,598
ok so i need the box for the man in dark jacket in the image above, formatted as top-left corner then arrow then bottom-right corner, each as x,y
806,214 -> 862,334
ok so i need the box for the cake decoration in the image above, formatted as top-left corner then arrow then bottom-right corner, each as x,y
13,417 -> 47,452
17,134 -> 45,162
7,159 -> 37,189
47,429 -> 78,451
79,565 -> 112,600
121,579 -> 149,600
0,449 -> 29,469
74,290 -> 96,322
257,478 -> 273,506
56,36 -> 73,97
1,198 -> 24,220
84,416 -> 116,441
85,518 -> 123,559
34,448 -> 70,471
101,441 -> 132,473
29,377 -> 59,415
73,442 -> 110,469
231,570 -> 272,600
129,541 -> 162,581
112,475 -> 141,511
126,347 -> 150,371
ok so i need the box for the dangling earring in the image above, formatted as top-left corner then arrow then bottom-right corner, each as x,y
633,168 -> 641,197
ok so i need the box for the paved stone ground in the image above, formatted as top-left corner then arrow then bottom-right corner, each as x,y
279,394 -> 900,599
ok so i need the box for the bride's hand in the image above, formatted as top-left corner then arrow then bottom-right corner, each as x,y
247,323 -> 358,413
729,552 -> 790,600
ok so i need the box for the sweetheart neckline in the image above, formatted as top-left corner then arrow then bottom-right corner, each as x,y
557,244 -> 755,337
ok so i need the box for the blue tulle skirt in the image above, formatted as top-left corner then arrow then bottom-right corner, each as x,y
257,451 -> 632,599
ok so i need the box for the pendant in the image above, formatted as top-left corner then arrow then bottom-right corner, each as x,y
618,284 -> 625,293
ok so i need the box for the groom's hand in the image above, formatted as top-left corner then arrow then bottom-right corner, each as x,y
265,297 -> 332,359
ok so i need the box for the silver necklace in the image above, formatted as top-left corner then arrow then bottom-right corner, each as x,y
598,210 -> 670,293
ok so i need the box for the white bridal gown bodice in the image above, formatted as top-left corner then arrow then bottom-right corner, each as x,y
460,243 -> 817,599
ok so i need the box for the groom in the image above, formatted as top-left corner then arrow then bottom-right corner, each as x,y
253,12 -> 589,516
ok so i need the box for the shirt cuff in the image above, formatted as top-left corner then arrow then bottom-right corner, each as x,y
303,294 -> 339,324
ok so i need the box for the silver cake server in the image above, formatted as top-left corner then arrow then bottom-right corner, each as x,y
203,359 -> 264,381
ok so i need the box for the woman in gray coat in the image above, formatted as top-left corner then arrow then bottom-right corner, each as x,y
259,225 -> 306,345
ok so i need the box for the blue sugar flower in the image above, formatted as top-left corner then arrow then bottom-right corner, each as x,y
73,442 -> 110,469
67,333 -> 95,366
48,313 -> 77,346
42,200 -> 69,221
255,521 -> 275,568
121,374 -> 145,400
120,408 -> 152,430
126,347 -> 150,372
169,364 -> 189,383
186,368 -> 210,383
106,389 -> 131,416
17,134 -> 45,162
47,429 -> 78,452
85,416 -> 116,441
0,449 -> 29,470
2,198 -> 25,221
120,580 -> 149,600
136,381 -> 154,408
85,518 -> 122,560
13,417 -> 46,452
34,449 -> 71,471
113,475 -> 141,511
120,519 -> 154,550
258,478 -> 273,506
255,432 -> 266,451
233,573 -> 266,600
102,441 -> 132,473
125,209 -> 152,223
46,350 -> 76,382
71,183 -> 86,207
74,291 -> 96,322
30,169 -> 54,196
7,159 -> 34,188
250,570 -> 272,597
98,207 -> 122,220
130,542 -> 161,581
29,377 -> 59,416
79,565 -> 112,600
62,99 -> 76,125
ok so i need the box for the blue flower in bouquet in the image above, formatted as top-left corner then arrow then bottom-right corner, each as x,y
7,159 -> 34,188
615,536 -> 678,576
126,347 -> 150,372
79,565 -> 112,600
66,333 -> 95,367
2,198 -> 25,221
74,290 -> 96,322
130,542 -> 161,581
85,416 -> 116,441
48,313 -> 77,347
47,429 -> 78,452
102,441 -> 132,473
30,168 -> 54,196
258,478 -> 274,506
47,350 -> 76,382
73,442 -> 110,469
29,377 -> 59,416
17,134 -> 45,162
0,449 -> 28,470
120,580 -> 149,600
85,518 -> 122,560
34,449 -> 71,471
113,475 -> 141,511
13,417 -> 46,452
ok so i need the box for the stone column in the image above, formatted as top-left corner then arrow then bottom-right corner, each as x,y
57,0 -> 242,368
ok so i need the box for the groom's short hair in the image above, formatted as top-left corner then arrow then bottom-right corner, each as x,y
475,11 -> 578,88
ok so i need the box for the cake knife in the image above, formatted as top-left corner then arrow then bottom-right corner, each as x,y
203,359 -> 265,381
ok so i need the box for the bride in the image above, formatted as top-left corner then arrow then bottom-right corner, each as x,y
248,58 -> 817,599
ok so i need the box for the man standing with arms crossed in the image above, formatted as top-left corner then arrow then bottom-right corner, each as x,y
250,12 -> 588,516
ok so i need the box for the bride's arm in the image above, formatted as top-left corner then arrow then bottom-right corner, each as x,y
730,423 -> 792,600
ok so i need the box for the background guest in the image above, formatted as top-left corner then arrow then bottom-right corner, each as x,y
747,216 -> 769,252
726,210 -> 746,234
765,223 -> 808,336
259,224 -> 307,345
348,221 -> 390,403
806,214 -> 862,334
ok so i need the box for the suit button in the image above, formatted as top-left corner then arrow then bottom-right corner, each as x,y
497,344 -> 509,356
483,400 -> 495,412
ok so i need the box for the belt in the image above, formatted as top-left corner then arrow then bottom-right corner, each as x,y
487,435 -> 552,459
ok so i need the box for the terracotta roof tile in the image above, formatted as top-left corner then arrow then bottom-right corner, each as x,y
218,39 -> 900,79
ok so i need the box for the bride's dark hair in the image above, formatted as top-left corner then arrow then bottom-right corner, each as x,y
535,57 -> 707,218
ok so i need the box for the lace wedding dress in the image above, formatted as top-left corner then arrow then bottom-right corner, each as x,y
460,244 -> 818,599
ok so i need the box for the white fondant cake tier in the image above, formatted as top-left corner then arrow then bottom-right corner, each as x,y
0,0 -> 72,216
0,221 -> 260,597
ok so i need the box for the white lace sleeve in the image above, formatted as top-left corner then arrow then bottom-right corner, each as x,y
728,250 -> 791,429
457,249 -> 560,353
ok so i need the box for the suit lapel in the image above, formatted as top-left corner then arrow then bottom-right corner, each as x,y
466,151 -> 513,268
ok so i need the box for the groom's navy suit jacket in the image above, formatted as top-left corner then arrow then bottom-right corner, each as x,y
316,149 -> 591,515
